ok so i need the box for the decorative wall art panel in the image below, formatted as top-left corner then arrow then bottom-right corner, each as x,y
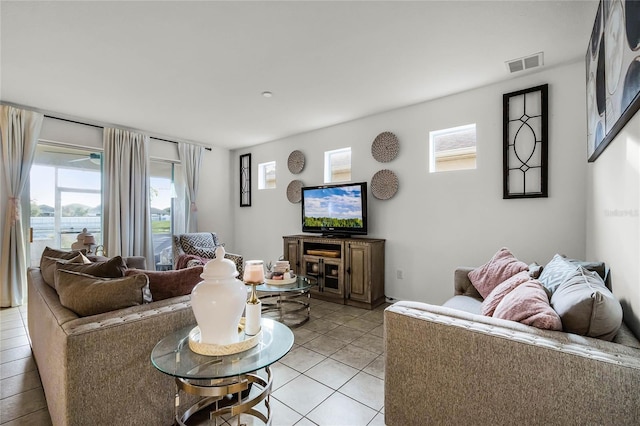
503,84 -> 548,199
240,154 -> 251,207
587,0 -> 640,162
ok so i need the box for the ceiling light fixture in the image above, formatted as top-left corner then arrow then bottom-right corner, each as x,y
262,91 -> 273,98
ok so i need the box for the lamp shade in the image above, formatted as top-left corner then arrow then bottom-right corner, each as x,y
83,235 -> 96,245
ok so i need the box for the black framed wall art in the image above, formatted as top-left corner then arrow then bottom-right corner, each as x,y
503,84 -> 548,199
240,153 -> 251,207
586,0 -> 640,162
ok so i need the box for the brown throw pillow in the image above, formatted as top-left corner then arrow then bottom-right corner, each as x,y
493,279 -> 562,331
40,253 -> 90,288
56,269 -> 148,317
125,266 -> 204,301
55,256 -> 127,290
468,248 -> 529,299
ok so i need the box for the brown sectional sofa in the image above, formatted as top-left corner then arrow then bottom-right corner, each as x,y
27,261 -> 198,426
384,267 -> 640,425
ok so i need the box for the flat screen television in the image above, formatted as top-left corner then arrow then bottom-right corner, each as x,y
301,182 -> 368,236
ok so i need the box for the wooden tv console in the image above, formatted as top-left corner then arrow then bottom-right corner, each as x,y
282,235 -> 385,309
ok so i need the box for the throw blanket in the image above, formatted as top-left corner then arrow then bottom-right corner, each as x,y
176,254 -> 211,270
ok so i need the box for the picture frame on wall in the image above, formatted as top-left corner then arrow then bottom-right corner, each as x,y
586,0 -> 640,162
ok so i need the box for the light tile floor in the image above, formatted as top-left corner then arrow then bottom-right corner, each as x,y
0,298 -> 388,425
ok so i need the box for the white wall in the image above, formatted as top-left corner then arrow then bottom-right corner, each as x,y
587,112 -> 640,336
196,146 -> 235,244
231,60 -> 588,305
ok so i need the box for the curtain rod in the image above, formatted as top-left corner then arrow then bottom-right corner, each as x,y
44,115 -> 212,151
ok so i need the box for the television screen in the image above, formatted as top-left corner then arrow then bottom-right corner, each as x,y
301,182 -> 367,236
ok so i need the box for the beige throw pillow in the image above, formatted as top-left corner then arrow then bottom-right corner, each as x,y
40,253 -> 90,288
56,269 -> 148,317
55,256 -> 127,290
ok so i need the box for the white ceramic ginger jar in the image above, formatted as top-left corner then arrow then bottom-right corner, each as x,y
191,246 -> 247,345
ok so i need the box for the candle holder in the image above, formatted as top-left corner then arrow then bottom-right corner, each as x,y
243,260 -> 265,336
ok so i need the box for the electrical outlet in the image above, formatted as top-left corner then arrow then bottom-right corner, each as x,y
396,269 -> 404,279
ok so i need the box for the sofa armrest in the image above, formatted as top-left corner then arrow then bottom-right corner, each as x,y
384,301 -> 640,425
454,266 -> 482,299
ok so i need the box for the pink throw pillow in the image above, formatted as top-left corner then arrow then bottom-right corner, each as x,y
493,279 -> 562,331
468,248 -> 529,299
481,270 -> 531,316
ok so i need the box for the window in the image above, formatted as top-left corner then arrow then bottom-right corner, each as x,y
258,161 -> 276,189
30,144 -> 103,266
429,124 -> 477,173
150,160 -> 175,269
324,147 -> 351,183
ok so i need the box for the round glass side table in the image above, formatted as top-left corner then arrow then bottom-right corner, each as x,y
151,318 -> 294,425
257,275 -> 316,327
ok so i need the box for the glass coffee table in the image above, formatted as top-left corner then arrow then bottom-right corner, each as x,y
257,275 -> 316,327
151,318 -> 294,425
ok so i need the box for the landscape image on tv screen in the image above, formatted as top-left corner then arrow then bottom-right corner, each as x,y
303,184 -> 364,229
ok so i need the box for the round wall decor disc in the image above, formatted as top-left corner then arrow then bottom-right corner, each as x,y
287,180 -> 304,203
287,150 -> 305,174
371,132 -> 399,162
371,169 -> 399,200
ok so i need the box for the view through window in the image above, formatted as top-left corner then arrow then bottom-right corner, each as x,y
150,160 -> 175,269
30,144 -> 103,266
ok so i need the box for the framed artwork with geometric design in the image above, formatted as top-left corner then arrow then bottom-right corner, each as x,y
586,0 -> 640,162
240,153 -> 251,207
503,84 -> 548,199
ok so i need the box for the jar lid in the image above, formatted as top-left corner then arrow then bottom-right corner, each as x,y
200,246 -> 239,280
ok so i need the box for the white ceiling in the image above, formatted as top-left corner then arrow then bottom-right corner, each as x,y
1,1 -> 598,150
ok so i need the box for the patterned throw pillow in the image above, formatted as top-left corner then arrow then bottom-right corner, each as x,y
538,254 -> 579,294
179,233 -> 219,258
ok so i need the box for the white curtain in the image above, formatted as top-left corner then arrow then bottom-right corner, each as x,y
103,128 -> 154,267
0,106 -> 44,307
178,142 -> 203,233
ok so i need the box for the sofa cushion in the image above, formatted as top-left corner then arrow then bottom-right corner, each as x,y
40,253 -> 90,288
56,269 -> 148,316
468,248 -> 529,299
493,279 -> 562,331
538,254 -> 580,294
550,267 -> 623,341
55,255 -> 128,290
481,270 -> 531,317
125,266 -> 204,301
442,295 -> 483,315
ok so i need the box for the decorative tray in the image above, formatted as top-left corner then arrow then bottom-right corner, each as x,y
188,319 -> 262,356
264,275 -> 297,285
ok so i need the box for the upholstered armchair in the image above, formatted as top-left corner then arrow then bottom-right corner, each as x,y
172,232 -> 244,276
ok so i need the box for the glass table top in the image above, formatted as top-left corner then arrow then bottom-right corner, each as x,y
151,318 -> 294,380
256,275 -> 316,293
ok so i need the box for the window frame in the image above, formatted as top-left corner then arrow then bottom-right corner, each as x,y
324,147 -> 352,183
429,123 -> 477,173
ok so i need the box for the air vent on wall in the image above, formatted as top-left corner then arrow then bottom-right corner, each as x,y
505,52 -> 544,73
